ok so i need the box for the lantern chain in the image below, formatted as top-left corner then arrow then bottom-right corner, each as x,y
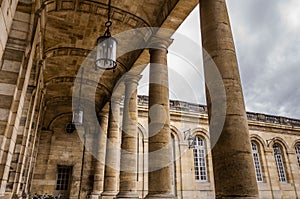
104,0 -> 112,37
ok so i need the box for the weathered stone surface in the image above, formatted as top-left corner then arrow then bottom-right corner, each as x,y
145,38 -> 174,199
0,1 -> 299,199
200,0 -> 259,198
116,75 -> 140,199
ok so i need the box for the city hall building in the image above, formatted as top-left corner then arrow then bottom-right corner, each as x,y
0,0 -> 300,199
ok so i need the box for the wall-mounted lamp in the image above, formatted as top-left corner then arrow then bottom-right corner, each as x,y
183,129 -> 195,149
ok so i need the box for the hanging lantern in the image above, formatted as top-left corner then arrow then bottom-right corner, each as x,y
95,0 -> 117,70
73,67 -> 84,126
95,34 -> 117,70
72,108 -> 84,125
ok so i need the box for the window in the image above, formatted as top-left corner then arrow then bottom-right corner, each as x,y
137,131 -> 143,181
56,166 -> 72,190
193,136 -> 207,181
273,143 -> 287,182
171,134 -> 177,196
295,144 -> 300,167
251,142 -> 263,182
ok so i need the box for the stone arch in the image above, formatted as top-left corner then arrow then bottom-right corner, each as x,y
292,139 -> 300,149
269,137 -> 289,151
170,125 -> 183,142
250,134 -> 267,152
137,123 -> 147,139
190,127 -> 210,148
47,112 -> 73,130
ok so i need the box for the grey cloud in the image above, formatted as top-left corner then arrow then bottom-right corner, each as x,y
139,1 -> 300,119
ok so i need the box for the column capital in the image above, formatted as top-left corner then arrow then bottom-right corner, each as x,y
110,96 -> 122,105
148,35 -> 173,52
123,74 -> 142,86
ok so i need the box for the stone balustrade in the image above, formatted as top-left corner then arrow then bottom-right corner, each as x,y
133,95 -> 300,127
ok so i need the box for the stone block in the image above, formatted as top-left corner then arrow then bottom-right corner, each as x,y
0,41 -> 3,61
1,1 -> 13,35
2,59 -> 21,73
13,11 -> 30,23
0,70 -> 18,84
0,94 -> 12,109
0,10 -> 8,48
0,83 -> 15,96
9,29 -> 27,40
11,20 -> 29,33
0,108 -> 9,121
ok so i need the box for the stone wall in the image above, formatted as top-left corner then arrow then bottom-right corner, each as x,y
31,114 -> 95,199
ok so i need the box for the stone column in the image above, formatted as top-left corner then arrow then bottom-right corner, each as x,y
90,104 -> 109,199
101,98 -> 121,199
145,37 -> 174,199
116,75 -> 141,199
199,0 -> 258,198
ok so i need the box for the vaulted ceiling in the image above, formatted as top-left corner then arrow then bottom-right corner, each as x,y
41,0 -> 198,129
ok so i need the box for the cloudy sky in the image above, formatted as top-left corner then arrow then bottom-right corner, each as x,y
138,0 -> 300,119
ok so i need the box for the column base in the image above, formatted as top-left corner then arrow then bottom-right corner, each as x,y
101,191 -> 118,199
144,193 -> 175,199
89,192 -> 101,199
115,191 -> 139,199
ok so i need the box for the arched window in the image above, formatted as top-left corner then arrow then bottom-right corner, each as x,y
273,143 -> 287,182
193,136 -> 207,181
251,142 -> 263,182
295,144 -> 300,167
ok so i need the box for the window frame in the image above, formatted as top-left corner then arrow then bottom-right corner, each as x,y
273,143 -> 287,183
251,141 -> 263,182
295,144 -> 300,167
193,136 -> 208,182
55,165 -> 72,191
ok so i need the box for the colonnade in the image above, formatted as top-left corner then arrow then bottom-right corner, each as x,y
90,1 -> 258,199
0,0 -> 257,197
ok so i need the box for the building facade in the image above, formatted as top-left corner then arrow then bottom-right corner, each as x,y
3,95 -> 300,199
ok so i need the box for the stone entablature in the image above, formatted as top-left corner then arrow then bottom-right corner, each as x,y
136,95 -> 300,127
